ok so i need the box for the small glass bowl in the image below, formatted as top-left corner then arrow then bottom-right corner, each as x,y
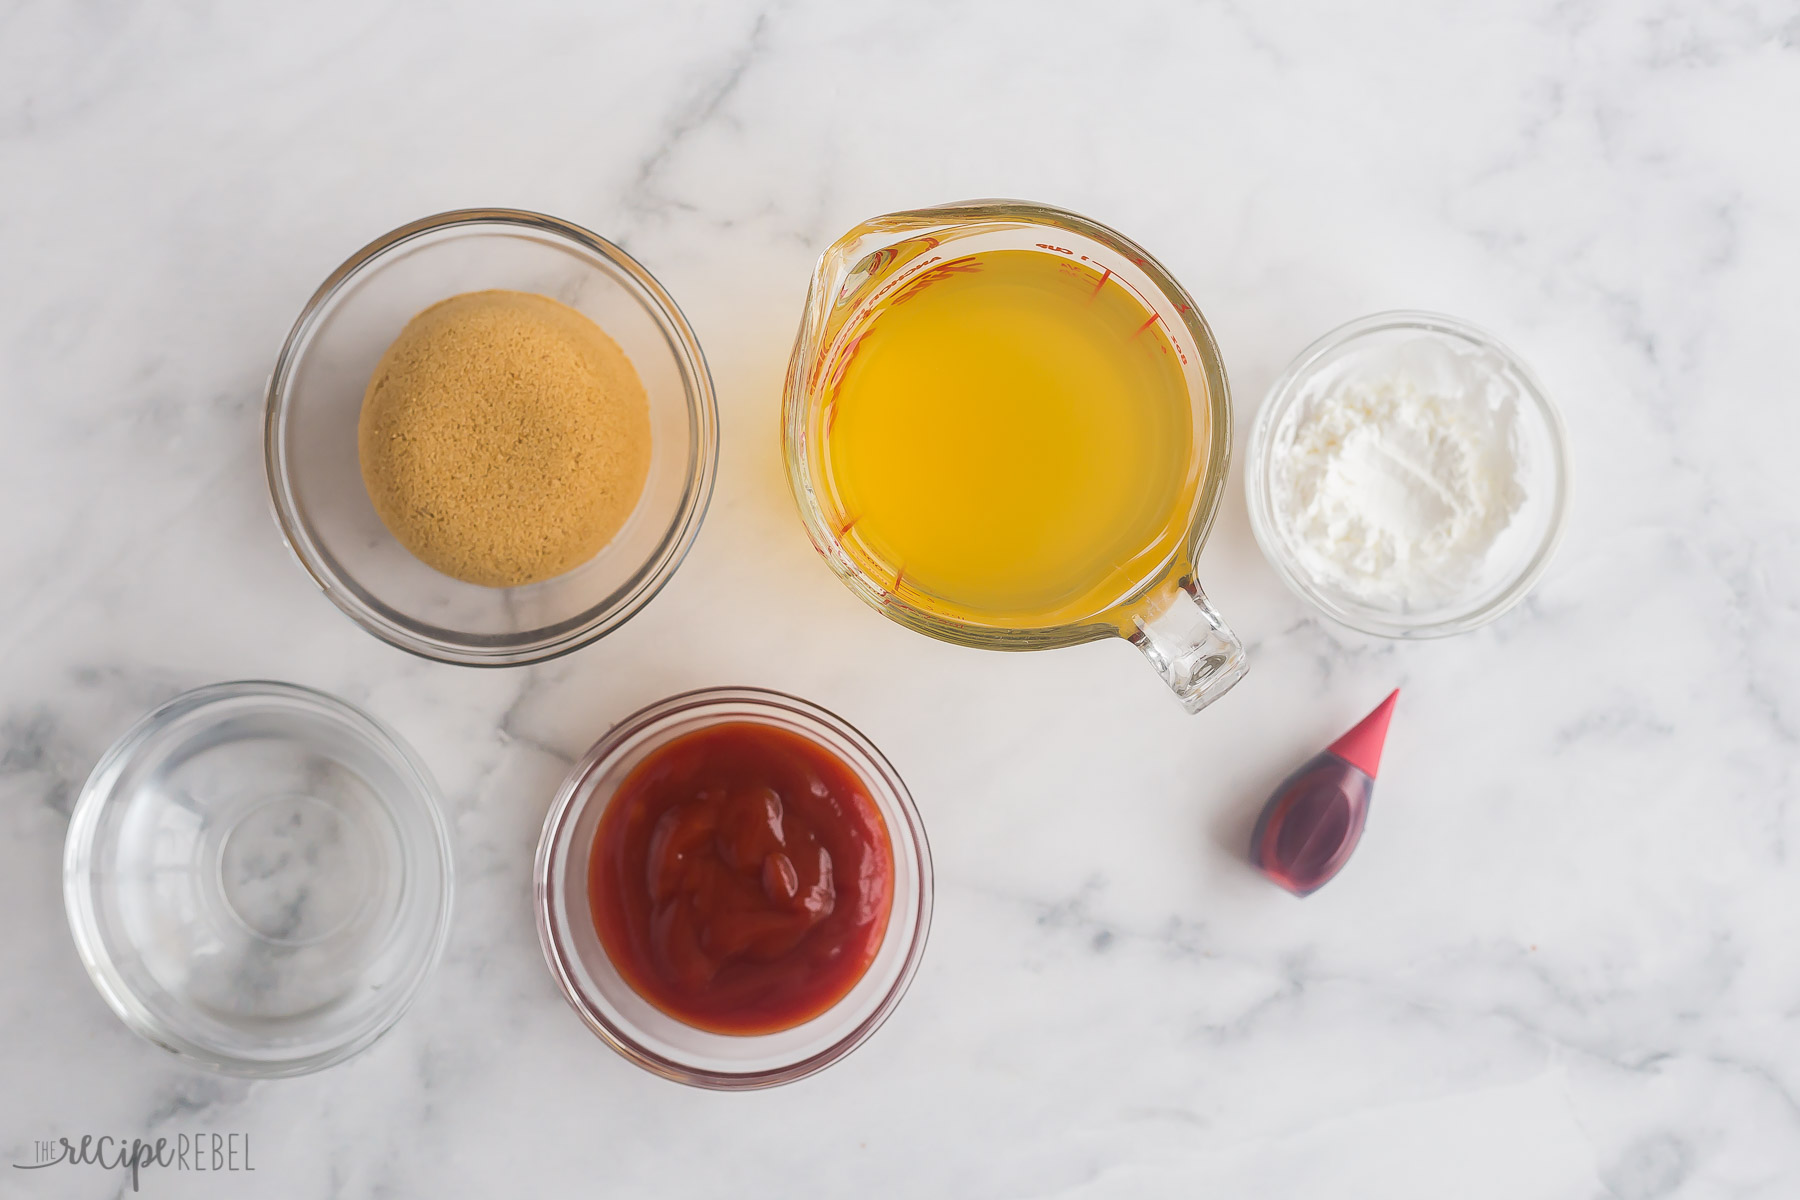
1246,311 -> 1570,638
535,687 -> 933,1090
265,209 -> 718,666
63,681 -> 453,1077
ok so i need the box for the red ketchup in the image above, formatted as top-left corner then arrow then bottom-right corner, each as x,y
1251,690 -> 1398,896
589,722 -> 894,1035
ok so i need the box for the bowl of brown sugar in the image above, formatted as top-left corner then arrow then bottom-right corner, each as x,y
266,210 -> 718,665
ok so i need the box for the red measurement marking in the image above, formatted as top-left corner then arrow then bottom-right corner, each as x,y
867,256 -> 941,306
836,514 -> 860,538
1090,267 -> 1113,299
1034,243 -> 1074,255
1132,312 -> 1160,337
891,564 -> 906,592
821,328 -> 868,400
890,256 -> 983,306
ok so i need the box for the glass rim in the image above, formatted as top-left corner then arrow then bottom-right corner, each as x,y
264,207 -> 719,667
1245,309 -> 1572,638
62,680 -> 454,1078
533,686 -> 934,1090
781,198 -> 1233,651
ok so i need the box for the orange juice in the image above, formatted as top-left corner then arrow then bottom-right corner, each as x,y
817,249 -> 1199,628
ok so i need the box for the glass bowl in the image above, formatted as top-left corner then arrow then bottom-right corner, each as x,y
1245,311 -> 1570,638
265,209 -> 718,666
535,687 -> 933,1089
63,681 -> 453,1077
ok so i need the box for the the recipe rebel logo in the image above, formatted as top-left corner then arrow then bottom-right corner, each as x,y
12,1132 -> 254,1192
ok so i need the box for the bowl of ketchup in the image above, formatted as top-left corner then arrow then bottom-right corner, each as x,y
535,687 -> 933,1088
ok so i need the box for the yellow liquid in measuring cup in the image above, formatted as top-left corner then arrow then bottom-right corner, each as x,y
820,249 -> 1199,628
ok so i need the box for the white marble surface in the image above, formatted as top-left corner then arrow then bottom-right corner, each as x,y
4,1 -> 1798,1196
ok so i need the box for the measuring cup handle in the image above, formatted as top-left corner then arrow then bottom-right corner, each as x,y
1128,577 -> 1249,714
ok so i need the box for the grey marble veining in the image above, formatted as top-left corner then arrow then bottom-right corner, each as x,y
3,1 -> 1798,1196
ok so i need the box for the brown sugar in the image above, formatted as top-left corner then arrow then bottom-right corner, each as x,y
357,290 -> 653,588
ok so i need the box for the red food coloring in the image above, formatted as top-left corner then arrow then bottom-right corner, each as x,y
1251,690 -> 1398,896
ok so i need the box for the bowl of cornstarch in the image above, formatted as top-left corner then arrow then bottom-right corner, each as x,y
1246,311 -> 1569,638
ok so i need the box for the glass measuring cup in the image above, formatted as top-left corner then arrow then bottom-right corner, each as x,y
783,200 -> 1248,713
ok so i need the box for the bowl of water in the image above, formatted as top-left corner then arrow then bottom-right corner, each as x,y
62,681 -> 453,1077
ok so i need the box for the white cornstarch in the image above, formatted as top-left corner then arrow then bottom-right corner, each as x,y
1269,339 -> 1526,611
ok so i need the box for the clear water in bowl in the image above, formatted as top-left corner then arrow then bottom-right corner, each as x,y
65,683 -> 452,1075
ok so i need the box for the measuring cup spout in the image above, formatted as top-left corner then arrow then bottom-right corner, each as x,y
1128,577 -> 1248,713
